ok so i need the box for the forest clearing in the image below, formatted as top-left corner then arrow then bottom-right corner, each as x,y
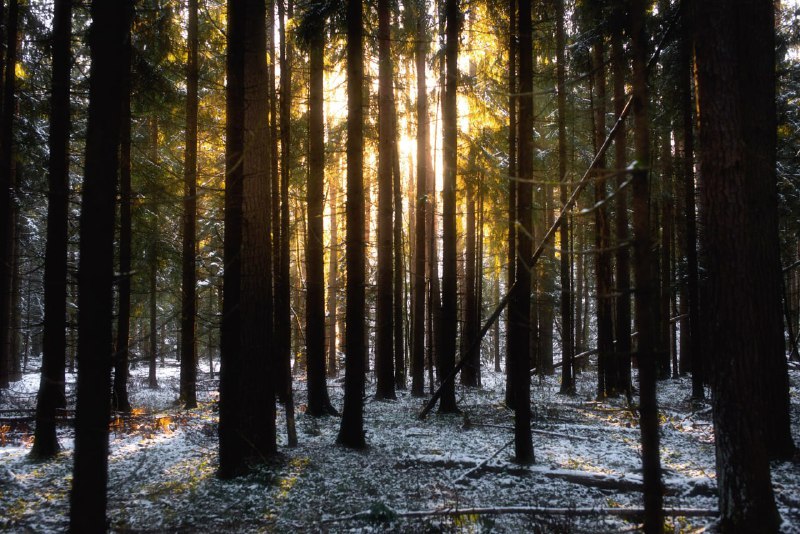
1,360 -> 799,532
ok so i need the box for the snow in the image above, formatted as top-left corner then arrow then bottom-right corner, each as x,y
1,358 -> 799,532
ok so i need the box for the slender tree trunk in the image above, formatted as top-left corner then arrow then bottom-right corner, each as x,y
148,118 -> 160,390
505,0 -> 517,407
630,2 -> 664,528
461,180 -> 478,386
556,0 -> 573,395
611,14 -> 631,397
678,0 -> 701,396
591,39 -> 615,399
438,0 -> 460,414
410,0 -> 428,396
393,122 -> 405,390
32,0 -> 72,458
180,0 -> 199,409
69,1 -> 132,529
375,0 -> 396,400
660,129 -> 675,379
112,25 -> 133,413
328,170 -> 339,378
337,0 -> 367,449
0,0 -> 19,389
307,28 -> 336,415
511,0 -> 534,463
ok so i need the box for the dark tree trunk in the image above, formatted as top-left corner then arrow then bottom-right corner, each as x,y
556,0 -> 574,395
505,0 -> 517,407
219,0 -> 246,478
148,118 -> 160,390
239,0 -> 277,456
337,0 -> 367,449
511,0 -> 533,463
306,28 -> 336,415
69,1 -> 131,529
328,172 -> 339,378
410,0 -> 428,397
460,180 -> 478,387
630,1 -> 664,529
591,39 -> 615,399
679,0 -> 702,400
438,0 -> 460,414
112,22 -> 133,414
611,12 -> 631,398
0,0 -> 18,389
393,119 -> 405,390
32,0 -> 72,458
695,2 -> 783,529
276,0 -> 293,407
375,0 -> 396,400
180,0 -> 199,409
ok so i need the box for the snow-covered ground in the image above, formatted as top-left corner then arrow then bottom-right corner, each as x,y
1,358 -> 798,532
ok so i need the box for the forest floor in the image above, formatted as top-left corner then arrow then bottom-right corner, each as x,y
0,357 -> 799,533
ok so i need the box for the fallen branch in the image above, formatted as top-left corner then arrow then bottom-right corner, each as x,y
453,438 -> 514,484
323,505 -> 717,523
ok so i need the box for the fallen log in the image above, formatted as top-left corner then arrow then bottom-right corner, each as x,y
323,505 -> 718,523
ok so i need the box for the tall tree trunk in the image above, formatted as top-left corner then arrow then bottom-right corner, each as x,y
695,1 -> 783,528
375,0 -> 396,400
630,1 -> 664,529
591,39 -> 615,399
32,0 -> 72,458
511,0 -> 534,463
679,0 -> 701,400
276,0 -> 293,407
660,128 -> 675,378
337,0 -> 367,449
0,0 -> 19,389
328,168 -> 339,378
438,0 -> 460,414
69,1 -> 131,529
393,121 -> 405,390
460,180 -> 477,386
306,28 -> 336,415
180,0 -> 199,409
148,118 -> 160,390
112,22 -> 133,414
505,0 -> 517,407
556,0 -> 574,395
410,0 -> 428,397
611,12 -> 631,397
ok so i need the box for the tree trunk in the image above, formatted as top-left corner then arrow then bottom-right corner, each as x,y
511,0 -> 534,463
505,0 -> 517,407
461,180 -> 478,386
438,0 -> 460,414
337,0 -> 367,449
611,13 -> 631,397
69,2 -> 132,529
556,0 -> 574,395
306,28 -> 336,415
591,39 -> 615,399
32,0 -> 72,458
629,1 -> 664,529
375,0 -> 396,400
180,0 -> 199,409
148,118 -> 160,390
410,0 -> 428,397
0,0 -> 19,389
328,167 -> 339,378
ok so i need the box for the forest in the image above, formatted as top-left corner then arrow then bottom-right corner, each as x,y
0,0 -> 799,531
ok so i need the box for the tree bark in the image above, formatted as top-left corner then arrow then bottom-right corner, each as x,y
69,1 -> 132,529
180,0 -> 199,409
375,0 -> 396,400
306,28 -> 336,415
438,0 -> 460,414
337,0 -> 367,449
32,0 -> 72,458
